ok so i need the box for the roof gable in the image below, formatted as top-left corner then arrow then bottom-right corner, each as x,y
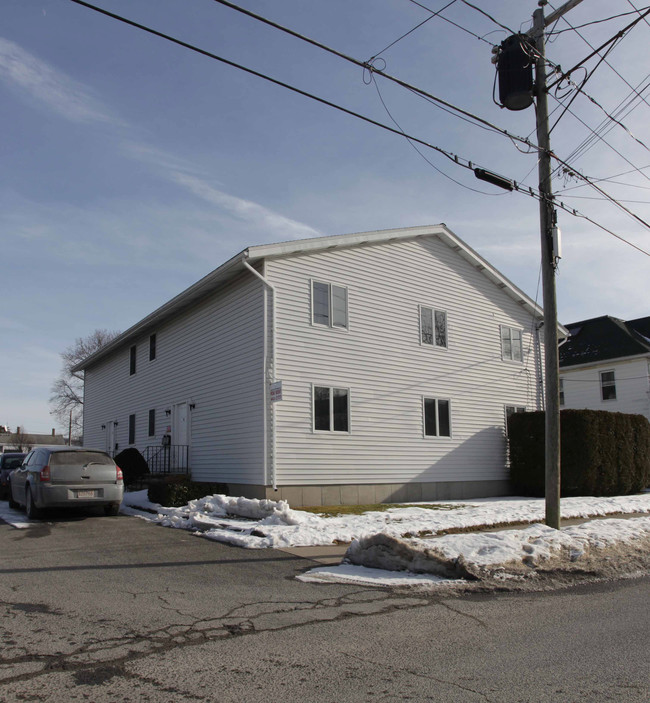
559,315 -> 650,368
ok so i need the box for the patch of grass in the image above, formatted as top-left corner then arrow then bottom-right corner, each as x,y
299,503 -> 465,517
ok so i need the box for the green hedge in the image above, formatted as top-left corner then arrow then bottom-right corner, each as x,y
147,477 -> 228,507
508,409 -> 650,497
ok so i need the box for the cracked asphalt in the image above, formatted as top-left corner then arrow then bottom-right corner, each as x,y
1,511 -> 648,702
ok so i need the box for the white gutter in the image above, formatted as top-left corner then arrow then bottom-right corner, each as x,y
242,254 -> 277,491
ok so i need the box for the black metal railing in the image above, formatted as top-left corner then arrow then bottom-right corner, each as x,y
143,445 -> 189,475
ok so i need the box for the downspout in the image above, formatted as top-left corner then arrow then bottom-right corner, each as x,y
242,254 -> 277,490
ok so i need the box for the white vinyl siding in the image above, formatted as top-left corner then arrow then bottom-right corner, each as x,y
82,272 -> 266,484
267,235 -> 541,486
559,358 -> 650,420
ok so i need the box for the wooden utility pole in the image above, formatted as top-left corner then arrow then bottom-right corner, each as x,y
530,0 -> 584,529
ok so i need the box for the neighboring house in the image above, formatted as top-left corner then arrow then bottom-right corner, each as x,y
0,429 -> 66,453
559,315 -> 650,421
74,224 -> 560,506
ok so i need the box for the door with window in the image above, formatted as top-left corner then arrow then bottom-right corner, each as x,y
171,403 -> 189,472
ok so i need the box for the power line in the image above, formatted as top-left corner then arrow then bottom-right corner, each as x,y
547,6 -> 650,35
67,0 -> 650,258
205,0 -> 540,152
369,0 -> 458,60
457,0 -> 516,35
404,0 -> 498,47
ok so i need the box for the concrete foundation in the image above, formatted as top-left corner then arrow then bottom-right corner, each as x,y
224,480 -> 512,507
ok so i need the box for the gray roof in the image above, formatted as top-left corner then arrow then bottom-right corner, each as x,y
73,224 -> 564,372
559,315 -> 650,368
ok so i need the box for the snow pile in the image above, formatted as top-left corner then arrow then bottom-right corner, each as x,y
345,516 -> 650,580
121,490 -> 650,550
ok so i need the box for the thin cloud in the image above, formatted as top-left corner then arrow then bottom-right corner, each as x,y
0,38 -> 119,124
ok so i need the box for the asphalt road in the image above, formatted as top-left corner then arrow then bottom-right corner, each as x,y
1,510 -> 648,702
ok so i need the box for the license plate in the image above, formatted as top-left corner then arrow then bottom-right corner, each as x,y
76,490 -> 97,499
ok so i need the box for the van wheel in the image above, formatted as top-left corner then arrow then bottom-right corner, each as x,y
104,504 -> 120,516
25,486 -> 42,520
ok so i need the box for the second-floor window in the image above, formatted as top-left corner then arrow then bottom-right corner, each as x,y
500,326 -> 523,362
149,334 -> 157,361
129,345 -> 136,375
600,370 -> 616,401
420,306 -> 447,348
312,281 -> 348,329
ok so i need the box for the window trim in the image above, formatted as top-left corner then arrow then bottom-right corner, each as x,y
419,305 -> 448,349
312,384 -> 351,434
422,396 -> 452,438
600,369 -> 617,401
500,325 -> 523,363
310,280 -> 349,331
129,345 -> 136,375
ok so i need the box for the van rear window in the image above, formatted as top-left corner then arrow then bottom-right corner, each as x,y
50,451 -> 114,466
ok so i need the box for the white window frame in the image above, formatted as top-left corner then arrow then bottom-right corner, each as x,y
600,370 -> 617,401
422,397 -> 452,438
311,280 -> 349,330
312,385 -> 351,433
500,325 -> 523,363
419,305 -> 448,349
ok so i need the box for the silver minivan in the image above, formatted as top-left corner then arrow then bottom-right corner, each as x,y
9,446 -> 123,519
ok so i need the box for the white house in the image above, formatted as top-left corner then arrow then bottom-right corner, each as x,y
559,315 -> 650,421
75,224 -> 556,506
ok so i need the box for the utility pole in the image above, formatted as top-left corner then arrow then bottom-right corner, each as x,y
529,0 -> 584,529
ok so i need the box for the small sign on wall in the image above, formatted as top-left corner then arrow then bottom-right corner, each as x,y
270,381 -> 283,403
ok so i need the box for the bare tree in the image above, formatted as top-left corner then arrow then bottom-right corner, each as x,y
50,329 -> 121,438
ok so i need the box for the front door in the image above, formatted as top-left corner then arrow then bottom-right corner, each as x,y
172,403 -> 188,446
106,421 -> 117,456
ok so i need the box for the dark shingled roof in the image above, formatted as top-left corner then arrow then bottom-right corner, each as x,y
559,315 -> 650,368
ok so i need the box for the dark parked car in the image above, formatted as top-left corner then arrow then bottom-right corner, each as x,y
8,446 -> 123,519
0,452 -> 26,499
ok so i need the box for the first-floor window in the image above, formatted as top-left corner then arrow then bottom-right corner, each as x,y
600,370 -> 616,400
313,386 -> 349,432
500,326 -> 523,362
148,409 -> 156,437
128,414 -> 136,444
559,378 -> 565,406
424,397 -> 451,437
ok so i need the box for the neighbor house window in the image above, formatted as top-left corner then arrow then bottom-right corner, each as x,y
312,281 -> 348,329
559,378 -> 565,406
420,306 -> 447,348
148,409 -> 156,437
128,414 -> 136,444
149,334 -> 157,361
423,398 -> 451,437
500,326 -> 523,362
313,386 -> 349,432
600,370 -> 616,401
129,345 -> 136,375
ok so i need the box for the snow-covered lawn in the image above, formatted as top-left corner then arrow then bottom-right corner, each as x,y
119,490 -> 650,587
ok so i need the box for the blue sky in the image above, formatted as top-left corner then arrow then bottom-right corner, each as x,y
2,0 -> 649,433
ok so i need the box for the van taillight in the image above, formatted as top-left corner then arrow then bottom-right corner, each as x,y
116,466 -> 123,481
40,465 -> 51,482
